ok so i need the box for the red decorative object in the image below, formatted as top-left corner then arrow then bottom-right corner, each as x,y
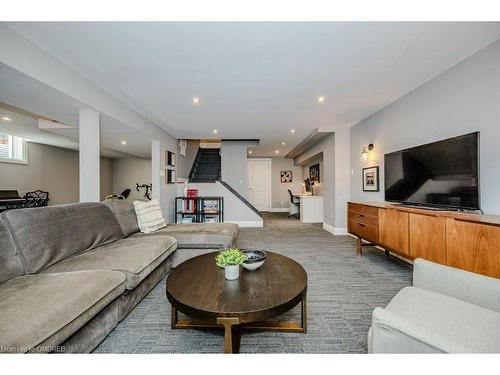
187,189 -> 198,198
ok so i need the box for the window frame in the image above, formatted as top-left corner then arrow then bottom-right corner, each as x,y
0,134 -> 28,165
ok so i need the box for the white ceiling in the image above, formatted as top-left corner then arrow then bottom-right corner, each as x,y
0,62 -> 152,158
6,22 -> 500,156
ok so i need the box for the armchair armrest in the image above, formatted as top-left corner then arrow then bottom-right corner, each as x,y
413,258 -> 500,313
370,307 -> 471,353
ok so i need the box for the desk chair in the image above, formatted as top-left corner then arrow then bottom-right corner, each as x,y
288,189 -> 300,219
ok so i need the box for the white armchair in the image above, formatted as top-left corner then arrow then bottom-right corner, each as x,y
368,258 -> 500,353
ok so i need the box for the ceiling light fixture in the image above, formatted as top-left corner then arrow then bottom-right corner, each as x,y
281,142 -> 286,146
248,150 -> 253,154
120,140 -> 127,145
213,129 -> 218,134
192,97 -> 200,104
317,96 -> 325,103
275,150 -> 280,154
1,117 -> 12,121
290,129 -> 296,134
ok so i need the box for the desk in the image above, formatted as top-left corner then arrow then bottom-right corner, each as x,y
294,195 -> 324,223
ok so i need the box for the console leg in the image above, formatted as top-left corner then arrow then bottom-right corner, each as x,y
356,237 -> 362,256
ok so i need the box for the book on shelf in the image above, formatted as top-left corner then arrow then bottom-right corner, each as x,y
203,199 -> 219,212
203,216 -> 218,223
181,216 -> 195,224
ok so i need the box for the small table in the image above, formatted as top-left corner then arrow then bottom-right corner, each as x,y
166,251 -> 308,353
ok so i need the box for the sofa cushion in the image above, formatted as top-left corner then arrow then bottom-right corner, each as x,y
42,236 -> 177,290
2,203 -> 125,274
102,199 -> 140,236
0,217 -> 25,284
385,286 -> 500,353
133,199 -> 167,233
131,222 -> 239,249
0,270 -> 126,353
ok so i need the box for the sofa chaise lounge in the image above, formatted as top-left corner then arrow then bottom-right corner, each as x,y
0,201 -> 239,353
103,199 -> 239,266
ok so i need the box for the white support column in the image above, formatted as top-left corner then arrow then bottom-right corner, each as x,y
79,108 -> 101,202
334,127 -> 351,234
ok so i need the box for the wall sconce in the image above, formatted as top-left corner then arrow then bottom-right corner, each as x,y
361,143 -> 374,160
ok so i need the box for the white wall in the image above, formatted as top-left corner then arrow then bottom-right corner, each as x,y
177,140 -> 200,179
350,39 -> 500,215
270,157 -> 303,211
112,157 -> 151,199
220,140 -> 258,198
187,181 -> 263,227
0,142 -> 113,205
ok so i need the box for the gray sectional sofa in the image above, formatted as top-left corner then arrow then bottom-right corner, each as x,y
0,200 -> 238,353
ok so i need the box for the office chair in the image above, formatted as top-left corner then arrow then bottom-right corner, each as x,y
288,189 -> 300,219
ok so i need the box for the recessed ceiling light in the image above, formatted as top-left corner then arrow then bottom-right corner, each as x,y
248,150 -> 253,154
120,140 -> 127,145
281,141 -> 286,146
213,129 -> 218,134
275,150 -> 280,154
290,129 -> 296,134
192,97 -> 200,104
317,96 -> 325,103
1,117 -> 12,121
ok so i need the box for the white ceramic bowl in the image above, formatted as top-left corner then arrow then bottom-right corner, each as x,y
241,250 -> 266,271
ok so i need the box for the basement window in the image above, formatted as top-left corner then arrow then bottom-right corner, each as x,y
0,133 -> 28,164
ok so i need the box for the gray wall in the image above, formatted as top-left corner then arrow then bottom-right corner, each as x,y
0,142 -> 113,205
350,38 -> 500,215
271,157 -> 303,210
295,134 -> 335,226
221,140 -> 258,198
301,155 -> 324,197
112,157 -> 151,199
176,140 -> 200,179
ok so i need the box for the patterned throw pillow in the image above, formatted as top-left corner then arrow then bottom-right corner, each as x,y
133,199 -> 167,233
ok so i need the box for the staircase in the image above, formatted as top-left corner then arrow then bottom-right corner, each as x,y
189,148 -> 221,182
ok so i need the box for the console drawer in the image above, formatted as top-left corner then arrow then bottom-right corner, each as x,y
348,220 -> 379,243
348,211 -> 379,227
348,203 -> 379,217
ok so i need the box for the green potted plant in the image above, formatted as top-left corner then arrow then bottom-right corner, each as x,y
215,248 -> 247,280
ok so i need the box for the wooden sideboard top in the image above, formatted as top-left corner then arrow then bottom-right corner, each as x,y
348,201 -> 500,227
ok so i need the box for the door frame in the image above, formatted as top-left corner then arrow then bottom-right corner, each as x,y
247,158 -> 272,212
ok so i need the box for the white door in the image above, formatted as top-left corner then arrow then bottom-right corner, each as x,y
247,159 -> 271,211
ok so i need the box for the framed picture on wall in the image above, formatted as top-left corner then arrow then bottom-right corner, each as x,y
362,166 -> 379,192
280,171 -> 292,183
309,163 -> 320,183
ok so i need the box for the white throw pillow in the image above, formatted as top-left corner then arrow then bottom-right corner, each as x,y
133,199 -> 167,233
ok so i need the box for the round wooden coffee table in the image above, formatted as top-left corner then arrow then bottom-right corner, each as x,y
166,251 -> 308,353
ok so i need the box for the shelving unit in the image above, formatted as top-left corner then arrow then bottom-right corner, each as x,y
175,196 -> 224,224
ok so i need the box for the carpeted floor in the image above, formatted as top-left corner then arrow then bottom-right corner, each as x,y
94,213 -> 412,353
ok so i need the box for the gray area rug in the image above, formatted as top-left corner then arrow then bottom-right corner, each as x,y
94,213 -> 412,353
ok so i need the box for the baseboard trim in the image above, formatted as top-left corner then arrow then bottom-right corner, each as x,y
323,223 -> 348,236
226,220 -> 264,228
269,208 -> 289,213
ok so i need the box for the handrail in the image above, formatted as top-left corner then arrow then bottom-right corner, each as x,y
219,180 -> 262,218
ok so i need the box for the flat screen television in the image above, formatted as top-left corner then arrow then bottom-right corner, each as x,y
384,132 -> 480,210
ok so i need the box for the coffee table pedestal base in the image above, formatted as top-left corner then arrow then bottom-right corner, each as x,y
170,296 -> 307,353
